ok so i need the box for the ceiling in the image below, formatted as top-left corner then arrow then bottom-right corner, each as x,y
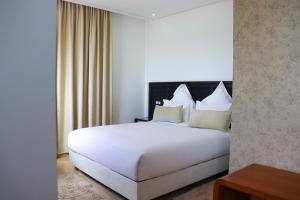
65,0 -> 224,19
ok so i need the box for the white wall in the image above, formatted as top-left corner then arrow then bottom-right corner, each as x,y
112,13 -> 146,123
111,0 -> 233,119
0,1 -> 57,199
146,0 -> 233,82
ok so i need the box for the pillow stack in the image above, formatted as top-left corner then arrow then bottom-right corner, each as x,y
189,82 -> 232,131
152,82 -> 232,132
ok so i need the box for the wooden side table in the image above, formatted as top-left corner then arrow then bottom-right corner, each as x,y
213,164 -> 300,200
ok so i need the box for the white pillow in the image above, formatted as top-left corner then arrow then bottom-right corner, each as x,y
202,82 -> 232,105
163,84 -> 195,123
196,82 -> 232,112
196,100 -> 232,111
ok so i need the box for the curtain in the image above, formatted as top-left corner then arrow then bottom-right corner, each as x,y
56,0 -> 112,154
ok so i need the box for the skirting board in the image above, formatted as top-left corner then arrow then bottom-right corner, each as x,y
69,150 -> 229,200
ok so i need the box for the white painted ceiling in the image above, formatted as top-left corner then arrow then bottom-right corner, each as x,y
65,0 -> 223,19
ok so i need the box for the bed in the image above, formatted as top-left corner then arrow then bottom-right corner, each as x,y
68,81 -> 232,200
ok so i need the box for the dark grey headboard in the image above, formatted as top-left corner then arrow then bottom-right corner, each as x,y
148,81 -> 232,119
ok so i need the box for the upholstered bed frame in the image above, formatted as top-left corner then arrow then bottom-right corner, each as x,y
70,151 -> 229,200
69,81 -> 232,200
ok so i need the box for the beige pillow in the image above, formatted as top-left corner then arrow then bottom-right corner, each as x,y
189,109 -> 231,131
153,105 -> 183,123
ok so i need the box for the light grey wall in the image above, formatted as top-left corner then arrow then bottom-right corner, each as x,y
0,1 -> 57,199
112,13 -> 146,123
230,0 -> 300,173
146,0 -> 233,82
144,0 -> 233,115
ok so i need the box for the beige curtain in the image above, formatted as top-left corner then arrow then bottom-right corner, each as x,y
56,0 -> 112,154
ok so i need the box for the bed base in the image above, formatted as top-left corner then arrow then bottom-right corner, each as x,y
69,150 -> 229,200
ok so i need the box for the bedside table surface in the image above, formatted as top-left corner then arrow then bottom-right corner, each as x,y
136,117 -> 151,120
134,117 -> 152,122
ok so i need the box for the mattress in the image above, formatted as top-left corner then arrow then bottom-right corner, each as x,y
68,122 -> 230,181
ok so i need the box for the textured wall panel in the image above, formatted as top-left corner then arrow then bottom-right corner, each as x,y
230,0 -> 300,173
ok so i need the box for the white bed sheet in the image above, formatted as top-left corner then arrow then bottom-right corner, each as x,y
68,122 -> 230,181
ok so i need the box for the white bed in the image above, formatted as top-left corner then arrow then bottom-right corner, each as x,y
68,121 -> 230,200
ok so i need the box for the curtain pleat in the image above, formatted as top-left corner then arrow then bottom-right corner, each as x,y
56,0 -> 112,154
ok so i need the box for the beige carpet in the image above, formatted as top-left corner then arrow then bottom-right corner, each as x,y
57,156 -> 222,200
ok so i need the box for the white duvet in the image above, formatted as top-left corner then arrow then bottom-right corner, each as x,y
68,122 -> 230,181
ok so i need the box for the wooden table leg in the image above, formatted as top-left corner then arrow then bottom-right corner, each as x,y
214,181 -> 250,200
